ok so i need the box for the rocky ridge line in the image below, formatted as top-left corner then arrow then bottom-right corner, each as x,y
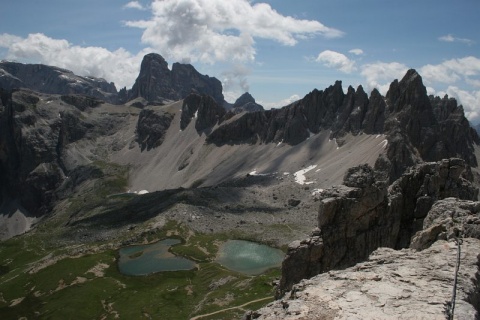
0,61 -> 118,103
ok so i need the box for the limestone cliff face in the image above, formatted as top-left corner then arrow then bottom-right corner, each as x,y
277,159 -> 478,296
136,108 -> 174,151
128,53 -> 224,105
180,93 -> 226,132
0,89 -> 128,218
0,61 -> 118,103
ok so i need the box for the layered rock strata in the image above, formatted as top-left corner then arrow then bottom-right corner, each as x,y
278,159 -> 478,296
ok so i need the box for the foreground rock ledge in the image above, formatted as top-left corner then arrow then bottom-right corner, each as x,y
250,238 -> 480,320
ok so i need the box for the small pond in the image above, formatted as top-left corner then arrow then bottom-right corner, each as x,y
118,238 -> 196,276
215,240 -> 284,275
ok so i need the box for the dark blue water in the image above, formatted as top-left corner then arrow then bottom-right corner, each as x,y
118,238 -> 195,275
216,240 -> 284,275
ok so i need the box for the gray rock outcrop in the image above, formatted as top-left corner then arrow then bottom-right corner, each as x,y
410,197 -> 480,250
136,108 -> 174,151
250,238 -> 480,320
180,93 -> 226,132
277,159 -> 478,296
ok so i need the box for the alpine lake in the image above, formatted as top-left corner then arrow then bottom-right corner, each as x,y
118,238 -> 284,276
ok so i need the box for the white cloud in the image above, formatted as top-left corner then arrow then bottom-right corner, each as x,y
316,50 -> 356,73
438,34 -> 474,45
125,0 -> 343,64
0,33 -> 23,49
360,61 -> 408,94
420,56 -> 480,86
259,94 -> 301,109
123,1 -> 146,10
349,48 -> 364,56
443,86 -> 480,123
0,33 -> 148,89
221,64 -> 251,93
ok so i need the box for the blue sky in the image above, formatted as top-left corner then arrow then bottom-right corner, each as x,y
1,0 -> 479,122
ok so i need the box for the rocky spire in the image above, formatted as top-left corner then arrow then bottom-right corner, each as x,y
128,53 -> 225,105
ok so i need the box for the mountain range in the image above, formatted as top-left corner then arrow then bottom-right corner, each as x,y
0,54 -> 479,319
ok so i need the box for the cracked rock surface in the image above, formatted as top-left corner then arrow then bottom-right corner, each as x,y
251,238 -> 480,320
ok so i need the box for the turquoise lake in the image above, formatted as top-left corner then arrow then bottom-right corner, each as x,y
118,238 -> 196,276
215,240 -> 284,275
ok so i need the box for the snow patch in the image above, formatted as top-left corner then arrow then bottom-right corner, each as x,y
294,165 -> 317,185
276,140 -> 283,147
378,139 -> 388,148
128,190 -> 149,195
194,110 -> 198,118
312,188 -> 324,196
249,170 -> 269,176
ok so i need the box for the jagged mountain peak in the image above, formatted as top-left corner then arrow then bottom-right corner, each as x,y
128,52 -> 224,106
233,92 -> 256,108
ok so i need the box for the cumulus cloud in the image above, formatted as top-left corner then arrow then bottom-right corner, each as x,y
420,56 -> 480,85
125,0 -> 343,64
221,64 -> 251,93
438,34 -> 474,45
259,94 -> 301,109
349,48 -> 364,56
316,50 -> 356,73
360,61 -> 408,94
0,33 -> 148,88
442,86 -> 480,122
123,1 -> 147,10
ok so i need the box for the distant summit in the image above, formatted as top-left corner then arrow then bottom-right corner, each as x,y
0,53 -> 226,107
231,92 -> 264,114
127,53 -> 224,106
0,60 -> 118,103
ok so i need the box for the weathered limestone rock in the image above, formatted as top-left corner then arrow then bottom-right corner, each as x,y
277,160 -> 478,296
277,164 -> 390,296
410,197 -> 480,250
389,158 -> 478,248
251,239 -> 480,320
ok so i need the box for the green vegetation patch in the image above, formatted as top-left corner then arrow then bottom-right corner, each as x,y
0,220 -> 282,319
